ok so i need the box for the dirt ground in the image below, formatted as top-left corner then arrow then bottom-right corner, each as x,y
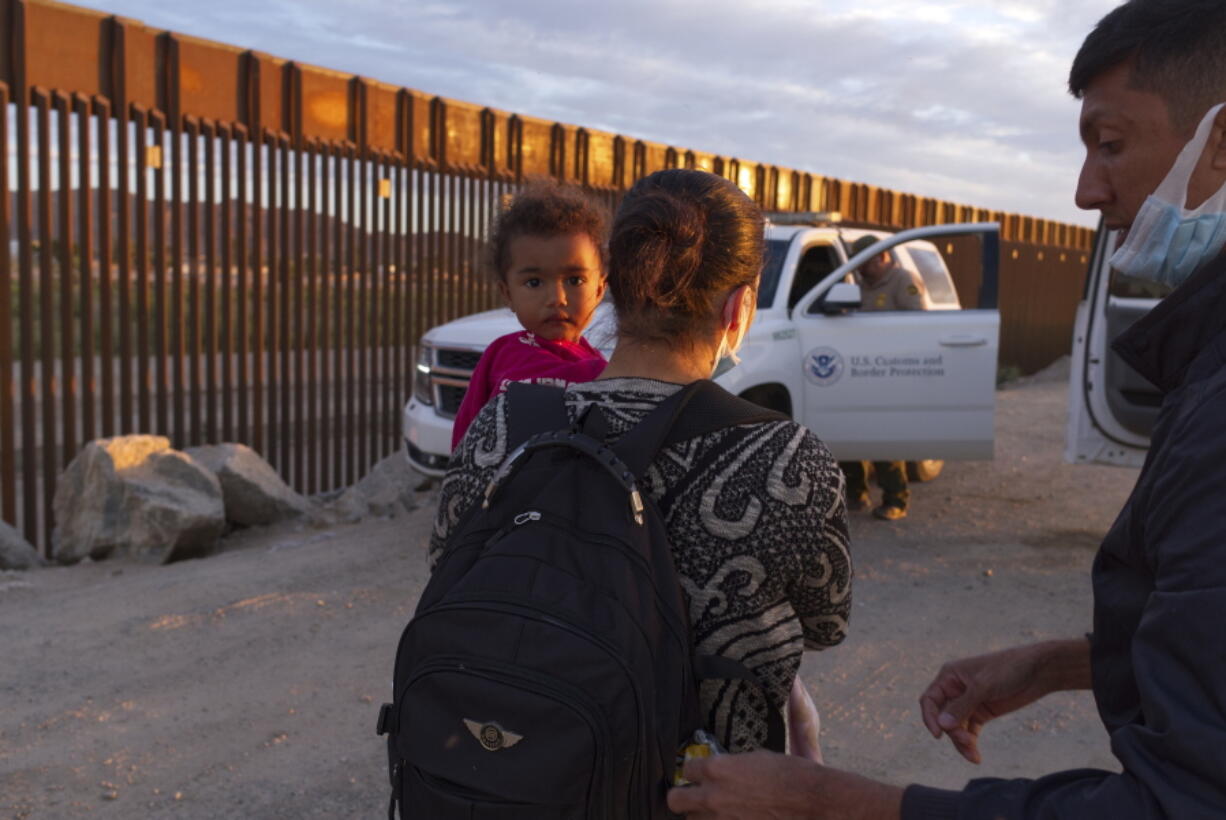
0,372 -> 1141,819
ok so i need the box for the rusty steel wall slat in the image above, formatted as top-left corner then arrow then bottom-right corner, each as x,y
203,120 -> 218,444
167,114 -> 183,446
425,166 -> 437,332
278,134 -> 292,481
465,171 -> 477,315
292,137 -> 306,490
379,153 -> 392,455
320,144 -> 333,492
55,92 -> 76,473
447,170 -> 458,325
330,142 -> 344,490
452,171 -> 463,320
95,97 -> 114,439
186,117 -> 201,446
0,83 -> 13,527
459,172 -> 471,321
413,165 -> 425,385
17,80 -> 36,545
151,110 -> 168,439
480,174 -> 495,310
305,141 -> 319,494
344,143 -> 356,486
265,133 -> 281,472
356,144 -> 368,469
119,111 -> 135,439
383,153 -> 395,456
392,159 -> 405,460
250,129 -> 263,456
297,139 -> 311,492
364,152 -> 378,469
220,123 -> 233,443
357,147 -> 370,473
75,94 -> 94,448
429,166 -> 441,343
35,88 -> 55,546
235,124 -> 250,447
465,171 -> 477,317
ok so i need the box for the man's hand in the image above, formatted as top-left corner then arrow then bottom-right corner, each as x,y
918,638 -> 1092,764
666,751 -> 902,820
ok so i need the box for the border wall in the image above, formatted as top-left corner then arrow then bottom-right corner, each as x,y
0,0 -> 1095,552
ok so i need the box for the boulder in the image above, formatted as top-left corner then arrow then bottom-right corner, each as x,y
320,453 -> 428,524
0,519 -> 44,570
53,435 -> 226,564
185,443 -> 312,527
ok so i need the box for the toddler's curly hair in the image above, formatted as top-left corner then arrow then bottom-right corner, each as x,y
490,183 -> 609,281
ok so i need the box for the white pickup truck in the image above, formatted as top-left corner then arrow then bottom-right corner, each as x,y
404,215 -> 1002,477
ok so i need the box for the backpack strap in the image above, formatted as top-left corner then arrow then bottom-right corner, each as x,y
612,380 -> 788,478
505,382 -> 571,450
692,653 -> 788,753
663,380 -> 789,446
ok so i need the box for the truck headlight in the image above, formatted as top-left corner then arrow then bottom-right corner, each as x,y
414,344 -> 434,406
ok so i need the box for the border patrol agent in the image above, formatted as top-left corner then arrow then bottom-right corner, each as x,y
840,234 -> 931,521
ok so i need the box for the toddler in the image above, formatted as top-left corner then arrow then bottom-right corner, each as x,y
451,185 -> 609,448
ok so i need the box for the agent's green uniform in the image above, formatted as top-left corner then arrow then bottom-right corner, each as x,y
840,247 -> 930,513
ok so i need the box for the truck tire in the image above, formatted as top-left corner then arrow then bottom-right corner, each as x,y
906,459 -> 944,482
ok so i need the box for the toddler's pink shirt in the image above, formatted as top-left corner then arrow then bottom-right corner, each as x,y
450,331 -> 606,449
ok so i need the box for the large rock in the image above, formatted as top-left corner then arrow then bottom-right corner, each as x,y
186,443 -> 312,527
0,519 -> 44,570
53,435 -> 226,564
320,453 -> 428,524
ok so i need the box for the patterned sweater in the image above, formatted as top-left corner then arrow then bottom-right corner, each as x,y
429,377 -> 852,752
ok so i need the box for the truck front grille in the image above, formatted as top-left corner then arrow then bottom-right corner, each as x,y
430,346 -> 478,420
437,384 -> 467,417
437,349 -> 483,370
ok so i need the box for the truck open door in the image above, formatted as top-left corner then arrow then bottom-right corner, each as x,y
1065,222 -> 1161,467
792,224 -> 1001,462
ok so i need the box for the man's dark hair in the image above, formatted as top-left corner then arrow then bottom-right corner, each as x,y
1069,0 -> 1226,134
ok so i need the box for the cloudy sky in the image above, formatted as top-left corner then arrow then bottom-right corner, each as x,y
77,0 -> 1123,227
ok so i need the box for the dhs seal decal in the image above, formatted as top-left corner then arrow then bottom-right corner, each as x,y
805,347 -> 844,386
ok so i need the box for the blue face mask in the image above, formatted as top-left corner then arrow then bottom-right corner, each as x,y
1111,102 -> 1226,290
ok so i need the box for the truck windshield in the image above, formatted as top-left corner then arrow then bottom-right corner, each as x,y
757,239 -> 791,308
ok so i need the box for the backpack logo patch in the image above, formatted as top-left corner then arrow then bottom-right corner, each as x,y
463,719 -> 525,751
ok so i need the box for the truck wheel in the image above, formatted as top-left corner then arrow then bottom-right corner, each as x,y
906,460 -> 944,482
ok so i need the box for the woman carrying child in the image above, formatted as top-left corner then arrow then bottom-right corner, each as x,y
450,184 -> 610,448
432,169 -> 850,756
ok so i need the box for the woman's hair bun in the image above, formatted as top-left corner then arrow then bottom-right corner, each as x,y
608,169 -> 763,344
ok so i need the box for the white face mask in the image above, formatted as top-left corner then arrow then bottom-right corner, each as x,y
1110,102 -> 1226,289
711,289 -> 751,378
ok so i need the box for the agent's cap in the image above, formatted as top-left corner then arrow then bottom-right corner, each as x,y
850,234 -> 882,256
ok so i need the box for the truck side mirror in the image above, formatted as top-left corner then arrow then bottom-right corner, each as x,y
817,282 -> 862,314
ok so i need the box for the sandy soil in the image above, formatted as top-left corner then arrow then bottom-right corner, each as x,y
0,374 -> 1140,819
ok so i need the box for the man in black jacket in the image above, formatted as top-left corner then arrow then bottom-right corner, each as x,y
668,1 -> 1226,817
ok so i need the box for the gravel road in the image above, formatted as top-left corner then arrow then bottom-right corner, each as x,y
0,372 -> 1140,819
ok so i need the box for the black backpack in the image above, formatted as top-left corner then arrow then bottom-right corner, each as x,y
378,380 -> 787,819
